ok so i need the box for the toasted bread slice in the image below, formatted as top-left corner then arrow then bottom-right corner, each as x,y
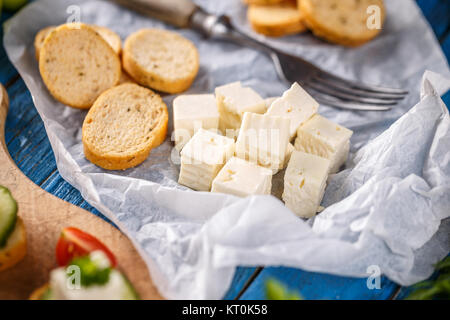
243,0 -> 286,5
39,23 -> 121,109
248,1 -> 306,37
123,29 -> 199,94
35,25 -> 122,61
34,26 -> 56,61
82,83 -> 169,170
93,25 -> 122,55
0,218 -> 26,272
300,0 -> 385,46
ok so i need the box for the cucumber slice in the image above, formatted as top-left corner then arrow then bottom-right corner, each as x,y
0,186 -> 18,248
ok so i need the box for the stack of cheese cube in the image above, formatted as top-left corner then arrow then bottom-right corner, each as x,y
174,81 -> 353,218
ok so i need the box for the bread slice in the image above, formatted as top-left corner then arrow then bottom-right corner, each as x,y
300,0 -> 385,46
34,26 -> 56,61
39,23 -> 121,109
243,0 -> 286,5
122,29 -> 199,94
93,25 -> 122,55
82,83 -> 169,170
248,0 -> 306,37
0,218 -> 26,272
35,24 -> 121,61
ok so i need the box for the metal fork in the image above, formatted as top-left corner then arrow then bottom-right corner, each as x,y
113,0 -> 408,111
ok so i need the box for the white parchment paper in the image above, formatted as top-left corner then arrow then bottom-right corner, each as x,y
4,0 -> 450,299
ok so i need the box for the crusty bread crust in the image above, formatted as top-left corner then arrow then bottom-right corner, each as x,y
35,25 -> 122,61
300,0 -> 385,46
34,26 -> 56,61
93,25 -> 122,55
243,0 -> 285,5
82,83 -> 169,170
39,23 -> 121,109
122,29 -> 199,94
29,284 -> 50,300
0,218 -> 26,272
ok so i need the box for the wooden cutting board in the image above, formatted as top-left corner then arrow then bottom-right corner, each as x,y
0,85 -> 162,300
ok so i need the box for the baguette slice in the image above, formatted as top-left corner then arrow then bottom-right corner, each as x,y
248,1 -> 306,37
39,23 -> 121,109
34,26 -> 56,61
123,29 -> 199,94
243,0 -> 286,4
82,83 -> 169,170
35,24 -> 121,61
300,0 -> 385,46
0,218 -> 26,272
93,25 -> 122,55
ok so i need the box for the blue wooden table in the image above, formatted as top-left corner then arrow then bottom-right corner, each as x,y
2,0 -> 449,300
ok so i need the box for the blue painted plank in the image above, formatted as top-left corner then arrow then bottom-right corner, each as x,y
4,81 -> 38,145
443,90 -> 450,110
0,11 -> 19,85
441,31 -> 450,63
416,0 -> 450,41
240,267 -> 398,300
223,267 -> 259,300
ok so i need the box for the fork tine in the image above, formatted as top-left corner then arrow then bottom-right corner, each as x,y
310,91 -> 392,111
316,72 -> 408,95
304,81 -> 400,106
311,76 -> 406,100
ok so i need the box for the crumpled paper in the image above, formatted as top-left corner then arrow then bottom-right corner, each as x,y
4,0 -> 450,299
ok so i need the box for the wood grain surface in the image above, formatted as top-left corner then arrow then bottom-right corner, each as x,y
0,85 -> 162,300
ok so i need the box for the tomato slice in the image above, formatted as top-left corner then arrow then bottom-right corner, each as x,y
55,227 -> 117,267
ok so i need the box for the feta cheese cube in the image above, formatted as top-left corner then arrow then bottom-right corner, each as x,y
179,129 -> 235,191
211,157 -> 273,197
236,112 -> 290,172
264,97 -> 279,112
266,82 -> 319,139
215,82 -> 266,131
282,151 -> 331,218
294,114 -> 353,173
283,143 -> 295,169
173,94 -> 220,149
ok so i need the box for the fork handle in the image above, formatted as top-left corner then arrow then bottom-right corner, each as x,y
112,0 -> 197,28
112,0 -> 274,55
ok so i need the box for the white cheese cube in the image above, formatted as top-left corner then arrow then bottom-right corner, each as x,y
179,129 -> 235,191
283,143 -> 295,169
294,114 -> 353,173
173,94 -> 220,149
211,157 -> 272,197
266,82 -> 319,139
282,151 -> 331,218
215,82 -> 266,131
236,112 -> 290,172
264,97 -> 279,112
